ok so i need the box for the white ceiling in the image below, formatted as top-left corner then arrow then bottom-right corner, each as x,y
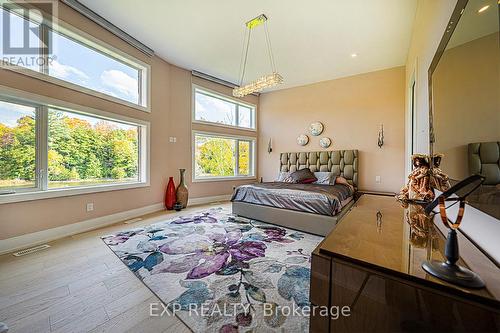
447,0 -> 499,49
79,0 -> 417,92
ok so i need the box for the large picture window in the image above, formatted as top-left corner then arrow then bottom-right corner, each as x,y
0,90 -> 148,203
47,109 -> 139,188
193,87 -> 256,130
193,132 -> 255,181
0,100 -> 37,191
0,5 -> 149,110
48,30 -> 142,105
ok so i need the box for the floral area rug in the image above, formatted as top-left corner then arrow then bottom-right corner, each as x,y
102,207 -> 323,332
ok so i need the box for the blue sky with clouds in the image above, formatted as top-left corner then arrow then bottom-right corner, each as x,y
0,7 -> 140,104
0,101 -> 35,127
195,92 -> 252,128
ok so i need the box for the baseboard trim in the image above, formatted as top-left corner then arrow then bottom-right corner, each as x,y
0,203 -> 164,256
0,194 -> 232,256
188,194 -> 232,206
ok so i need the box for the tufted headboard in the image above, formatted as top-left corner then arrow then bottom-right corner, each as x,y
280,150 -> 359,189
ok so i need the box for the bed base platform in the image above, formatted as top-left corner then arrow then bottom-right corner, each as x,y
232,199 -> 355,237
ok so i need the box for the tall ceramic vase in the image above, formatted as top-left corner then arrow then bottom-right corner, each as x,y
176,168 -> 189,208
165,177 -> 176,210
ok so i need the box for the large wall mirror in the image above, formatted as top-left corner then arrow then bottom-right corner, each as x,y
429,0 -> 499,219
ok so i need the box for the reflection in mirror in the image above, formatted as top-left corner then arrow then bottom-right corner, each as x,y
432,0 -> 499,219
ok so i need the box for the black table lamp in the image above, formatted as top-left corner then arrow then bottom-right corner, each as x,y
422,175 -> 486,289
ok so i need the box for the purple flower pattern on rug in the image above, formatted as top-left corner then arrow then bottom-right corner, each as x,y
153,229 -> 267,279
101,208 -> 322,332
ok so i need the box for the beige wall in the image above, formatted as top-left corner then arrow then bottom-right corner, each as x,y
258,66 -> 406,193
0,2 -> 257,240
433,32 -> 500,180
405,0 -> 457,167
168,68 -> 259,198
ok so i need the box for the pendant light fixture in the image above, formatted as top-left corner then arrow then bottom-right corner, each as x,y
233,14 -> 283,97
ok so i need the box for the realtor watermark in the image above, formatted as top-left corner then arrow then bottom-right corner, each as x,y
150,302 -> 351,320
1,0 -> 58,67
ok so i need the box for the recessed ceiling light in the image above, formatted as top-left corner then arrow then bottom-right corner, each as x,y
478,5 -> 490,13
351,53 -> 357,58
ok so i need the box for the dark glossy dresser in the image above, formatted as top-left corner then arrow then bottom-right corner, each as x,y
309,194 -> 500,332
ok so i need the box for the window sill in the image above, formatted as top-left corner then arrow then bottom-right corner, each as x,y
0,181 -> 149,205
192,176 -> 256,183
192,120 -> 257,132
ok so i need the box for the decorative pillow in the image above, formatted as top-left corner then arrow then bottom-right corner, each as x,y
282,176 -> 297,183
301,177 -> 317,184
276,172 -> 297,183
313,172 -> 336,185
290,168 -> 317,184
276,172 -> 290,182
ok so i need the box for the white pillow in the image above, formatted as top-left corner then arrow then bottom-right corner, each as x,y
313,172 -> 336,185
276,171 -> 291,182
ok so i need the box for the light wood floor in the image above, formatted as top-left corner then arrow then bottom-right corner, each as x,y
0,202 -> 231,333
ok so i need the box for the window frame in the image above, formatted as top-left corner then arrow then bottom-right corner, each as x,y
0,85 -> 150,204
192,131 -> 256,183
0,4 -> 151,112
0,96 -> 41,193
192,85 -> 257,131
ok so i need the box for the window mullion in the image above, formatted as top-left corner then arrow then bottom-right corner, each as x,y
250,140 -> 255,176
235,139 -> 239,177
138,126 -> 144,182
40,22 -> 50,75
138,70 -> 143,106
38,106 -> 49,191
235,105 -> 239,127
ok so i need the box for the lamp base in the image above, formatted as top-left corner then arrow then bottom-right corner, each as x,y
422,260 -> 485,289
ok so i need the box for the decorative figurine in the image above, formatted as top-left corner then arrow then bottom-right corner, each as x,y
396,154 -> 434,204
429,153 -> 451,192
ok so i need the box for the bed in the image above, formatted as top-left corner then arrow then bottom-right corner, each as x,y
232,150 -> 358,236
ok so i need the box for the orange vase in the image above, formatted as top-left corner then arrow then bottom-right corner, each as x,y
165,177 -> 176,210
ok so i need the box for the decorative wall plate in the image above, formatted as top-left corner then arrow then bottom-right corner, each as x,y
319,137 -> 332,148
309,121 -> 324,136
296,134 -> 309,146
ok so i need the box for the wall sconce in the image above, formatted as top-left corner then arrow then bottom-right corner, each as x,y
267,138 -> 273,154
377,124 -> 384,148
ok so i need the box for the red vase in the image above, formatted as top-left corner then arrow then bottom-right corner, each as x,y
165,177 -> 176,210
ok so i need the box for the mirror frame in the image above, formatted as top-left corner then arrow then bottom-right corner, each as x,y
428,0 -> 468,159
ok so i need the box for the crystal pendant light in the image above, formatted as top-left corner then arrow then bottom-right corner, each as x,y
233,14 -> 283,97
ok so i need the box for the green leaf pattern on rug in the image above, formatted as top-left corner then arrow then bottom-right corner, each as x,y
246,285 -> 266,303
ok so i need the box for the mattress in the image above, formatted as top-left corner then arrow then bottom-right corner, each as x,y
231,182 -> 354,216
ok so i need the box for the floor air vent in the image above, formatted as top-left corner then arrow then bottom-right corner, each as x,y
13,244 -> 51,257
